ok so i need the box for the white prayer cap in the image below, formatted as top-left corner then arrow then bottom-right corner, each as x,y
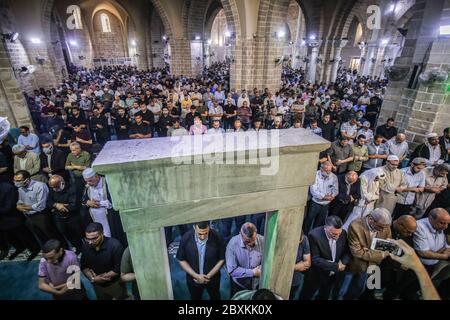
82,168 -> 96,179
425,132 -> 438,139
370,208 -> 392,225
12,144 -> 26,154
363,121 -> 371,127
387,155 -> 399,161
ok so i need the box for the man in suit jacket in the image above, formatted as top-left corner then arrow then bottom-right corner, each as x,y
338,208 -> 392,300
40,139 -> 68,181
12,144 -> 45,182
299,216 -> 351,300
176,221 -> 225,300
409,133 -> 446,166
330,171 -> 361,221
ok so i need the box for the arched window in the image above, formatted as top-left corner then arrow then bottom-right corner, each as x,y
101,13 -> 112,33
354,23 -> 363,46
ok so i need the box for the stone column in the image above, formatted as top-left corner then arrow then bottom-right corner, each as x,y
169,38 -> 193,77
362,42 -> 379,76
306,41 -> 321,82
0,40 -> 34,128
330,40 -> 348,83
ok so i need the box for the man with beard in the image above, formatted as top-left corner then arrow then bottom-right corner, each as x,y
410,133 -> 446,167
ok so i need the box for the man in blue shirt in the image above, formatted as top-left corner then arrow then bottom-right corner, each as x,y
177,221 -> 225,300
18,126 -> 40,155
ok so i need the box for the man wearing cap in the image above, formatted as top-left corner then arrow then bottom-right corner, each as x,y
81,168 -> 127,246
410,133 -> 446,167
392,158 -> 427,219
376,155 -> 407,214
386,133 -> 409,168
357,121 -> 374,144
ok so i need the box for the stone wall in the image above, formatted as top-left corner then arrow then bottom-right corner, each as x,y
92,10 -> 127,59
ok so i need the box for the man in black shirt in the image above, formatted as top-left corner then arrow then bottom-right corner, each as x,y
376,118 -> 398,142
90,107 -> 110,146
185,105 -> 201,130
157,107 -> 174,137
67,108 -> 87,130
114,107 -> 131,140
176,221 -> 225,300
137,102 -> 155,128
40,138 -> 68,182
80,223 -> 127,300
47,175 -> 84,253
129,114 -> 152,139
223,100 -> 237,130
319,114 -> 336,142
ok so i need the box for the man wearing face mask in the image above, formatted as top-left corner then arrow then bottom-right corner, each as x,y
38,239 -> 87,300
338,208 -> 392,300
14,170 -> 65,250
40,138 -> 68,181
226,223 -> 264,297
376,155 -> 407,214
177,221 -> 225,300
47,175 -> 84,254
300,216 -> 350,300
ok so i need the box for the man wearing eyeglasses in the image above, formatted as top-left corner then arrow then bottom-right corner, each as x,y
337,208 -> 392,300
80,222 -> 128,300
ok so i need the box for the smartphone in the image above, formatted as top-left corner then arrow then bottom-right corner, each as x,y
370,238 -> 403,256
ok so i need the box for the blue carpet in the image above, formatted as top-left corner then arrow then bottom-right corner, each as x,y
0,248 -> 231,300
0,218 -> 257,300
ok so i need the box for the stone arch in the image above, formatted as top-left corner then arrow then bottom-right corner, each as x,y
149,0 -> 174,39
92,9 -> 127,59
204,0 -> 225,41
149,3 -> 167,68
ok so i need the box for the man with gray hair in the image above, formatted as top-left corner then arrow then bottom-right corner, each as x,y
413,208 -> 450,297
386,133 -> 409,168
226,222 -> 264,297
338,208 -> 392,299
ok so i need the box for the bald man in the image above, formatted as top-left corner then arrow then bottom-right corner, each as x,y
382,215 -> 419,300
46,175 -> 84,253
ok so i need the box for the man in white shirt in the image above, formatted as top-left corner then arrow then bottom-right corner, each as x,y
386,133 -> 409,167
18,126 -> 40,155
303,161 -> 339,234
413,208 -> 450,290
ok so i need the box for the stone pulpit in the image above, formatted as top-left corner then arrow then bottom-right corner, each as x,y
92,129 -> 329,299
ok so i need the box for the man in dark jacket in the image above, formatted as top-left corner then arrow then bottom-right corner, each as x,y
47,175 -> 84,253
40,139 -> 68,181
438,127 -> 450,163
299,216 -> 351,300
409,132 -> 446,166
329,171 -> 361,221
176,221 -> 225,300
